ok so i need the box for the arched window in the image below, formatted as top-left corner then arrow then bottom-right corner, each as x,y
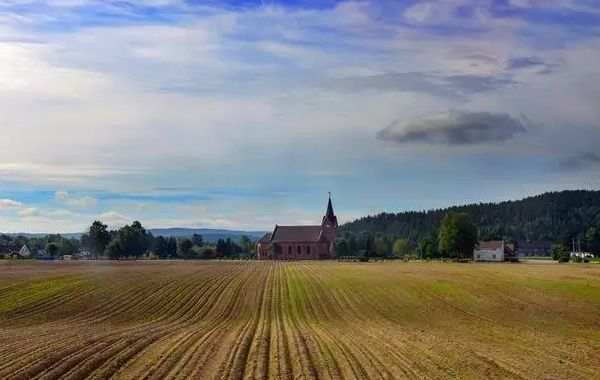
297,245 -> 301,254
288,246 -> 292,254
306,246 -> 310,254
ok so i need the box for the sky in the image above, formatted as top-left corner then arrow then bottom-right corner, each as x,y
1,0 -> 600,233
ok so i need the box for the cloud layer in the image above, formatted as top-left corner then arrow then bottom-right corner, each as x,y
378,111 -> 529,146
0,0 -> 599,231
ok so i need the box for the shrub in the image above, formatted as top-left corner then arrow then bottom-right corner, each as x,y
551,244 -> 570,263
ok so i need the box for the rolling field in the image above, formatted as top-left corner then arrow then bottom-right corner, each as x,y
0,261 -> 599,379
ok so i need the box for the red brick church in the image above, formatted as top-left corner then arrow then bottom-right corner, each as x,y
257,195 -> 338,260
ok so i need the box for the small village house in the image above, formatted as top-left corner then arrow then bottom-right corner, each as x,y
18,244 -> 31,258
474,240 -> 516,262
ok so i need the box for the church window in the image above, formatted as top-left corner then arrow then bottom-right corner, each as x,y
307,246 -> 310,254
297,245 -> 301,254
288,246 -> 291,254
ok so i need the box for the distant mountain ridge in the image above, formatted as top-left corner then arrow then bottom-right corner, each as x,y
341,190 -> 600,243
148,228 -> 267,243
4,228 -> 267,243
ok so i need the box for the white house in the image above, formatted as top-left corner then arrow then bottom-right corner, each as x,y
474,241 -> 504,262
18,244 -> 31,258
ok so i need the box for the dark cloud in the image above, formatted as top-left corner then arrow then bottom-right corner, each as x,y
507,56 -> 546,69
322,72 -> 517,99
507,56 -> 557,74
463,54 -> 498,64
561,152 -> 600,169
378,111 -> 528,145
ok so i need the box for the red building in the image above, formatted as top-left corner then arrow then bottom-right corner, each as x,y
258,196 -> 338,260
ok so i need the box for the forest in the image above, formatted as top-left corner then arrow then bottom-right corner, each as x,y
341,190 -> 600,246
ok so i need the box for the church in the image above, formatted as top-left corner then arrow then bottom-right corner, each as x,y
257,195 -> 338,260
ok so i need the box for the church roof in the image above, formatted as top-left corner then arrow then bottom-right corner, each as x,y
258,233 -> 272,243
270,225 -> 323,243
325,196 -> 334,219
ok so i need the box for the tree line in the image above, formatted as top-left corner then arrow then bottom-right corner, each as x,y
81,220 -> 257,260
0,233 -> 81,257
333,211 -> 479,260
340,190 -> 600,257
1,221 -> 257,260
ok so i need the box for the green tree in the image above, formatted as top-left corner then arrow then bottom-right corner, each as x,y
374,235 -> 389,257
45,242 -> 59,257
585,227 -> 600,257
105,238 -> 124,260
392,238 -> 410,258
58,238 -> 78,257
551,244 -> 570,262
332,238 -> 349,257
80,233 -> 91,251
357,231 -> 374,257
438,212 -> 478,260
239,235 -> 254,258
105,221 -> 151,259
417,235 -> 435,259
347,235 -> 358,256
341,190 -> 600,247
192,233 -> 204,247
88,221 -> 111,257
152,236 -> 169,258
200,247 -> 215,259
167,237 -> 177,257
177,238 -> 194,259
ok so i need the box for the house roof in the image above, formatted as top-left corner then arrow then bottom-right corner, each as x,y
258,233 -> 272,244
517,241 -> 553,249
270,225 -> 323,243
477,240 -> 504,250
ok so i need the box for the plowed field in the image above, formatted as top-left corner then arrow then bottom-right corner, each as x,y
1,261 -> 598,379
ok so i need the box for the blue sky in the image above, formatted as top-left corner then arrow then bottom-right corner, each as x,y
1,0 -> 600,232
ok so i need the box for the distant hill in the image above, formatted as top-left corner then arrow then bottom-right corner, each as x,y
4,228 -> 267,244
341,190 -> 600,243
148,228 -> 267,243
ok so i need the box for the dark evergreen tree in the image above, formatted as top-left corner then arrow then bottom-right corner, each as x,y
342,190 -> 600,246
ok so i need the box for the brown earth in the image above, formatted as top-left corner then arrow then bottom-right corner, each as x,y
0,260 -> 598,379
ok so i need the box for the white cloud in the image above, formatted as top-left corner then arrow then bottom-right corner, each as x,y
54,190 -> 98,208
0,198 -> 24,208
17,207 -> 39,217
98,211 -> 129,224
0,1 -> 598,232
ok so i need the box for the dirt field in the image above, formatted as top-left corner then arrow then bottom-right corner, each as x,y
0,261 -> 598,379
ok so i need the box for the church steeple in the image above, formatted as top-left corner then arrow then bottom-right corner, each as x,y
322,193 -> 338,228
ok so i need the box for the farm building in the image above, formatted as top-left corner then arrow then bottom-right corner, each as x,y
18,244 -> 31,258
258,195 -> 338,260
516,241 -> 552,257
474,240 -> 516,262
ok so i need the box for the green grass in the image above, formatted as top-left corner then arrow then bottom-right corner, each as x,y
0,275 -> 85,313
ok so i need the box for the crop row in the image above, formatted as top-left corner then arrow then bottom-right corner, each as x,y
0,261 -> 598,379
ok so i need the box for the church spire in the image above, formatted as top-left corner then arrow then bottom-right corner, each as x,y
322,193 -> 338,228
325,192 -> 334,218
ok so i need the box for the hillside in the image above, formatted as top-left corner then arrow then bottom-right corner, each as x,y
148,228 -> 266,243
341,190 -> 600,243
